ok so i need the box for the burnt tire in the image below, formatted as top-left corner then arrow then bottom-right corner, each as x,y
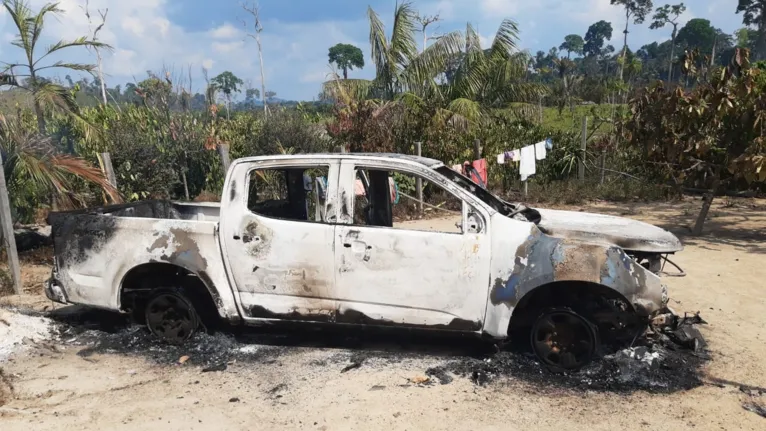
145,287 -> 200,345
530,308 -> 599,372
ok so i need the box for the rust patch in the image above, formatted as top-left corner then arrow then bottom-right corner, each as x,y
147,233 -> 170,252
552,242 -> 606,283
158,227 -> 209,271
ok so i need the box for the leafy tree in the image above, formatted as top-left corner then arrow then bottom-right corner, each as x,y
611,0 -> 654,81
328,43 -> 365,79
676,19 -> 719,55
1,0 -> 111,133
623,49 -> 766,235
211,71 -> 244,119
650,3 -> 686,81
735,27 -> 759,49
736,0 -> 766,60
559,34 -> 585,58
584,20 -> 614,57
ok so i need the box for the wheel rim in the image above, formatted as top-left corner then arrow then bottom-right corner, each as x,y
531,310 -> 596,370
145,293 -> 196,344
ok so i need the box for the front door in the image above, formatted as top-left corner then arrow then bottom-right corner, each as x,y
333,160 -> 491,331
220,159 -> 340,322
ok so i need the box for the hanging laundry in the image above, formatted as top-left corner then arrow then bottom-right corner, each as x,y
520,145 -> 536,181
466,159 -> 487,187
534,140 -> 547,160
496,153 -> 506,164
545,138 -> 553,150
506,149 -> 521,162
451,164 -> 464,174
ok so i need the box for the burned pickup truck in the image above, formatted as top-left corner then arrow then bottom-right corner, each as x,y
46,153 -> 683,370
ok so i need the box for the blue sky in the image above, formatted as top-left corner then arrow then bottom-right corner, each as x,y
0,0 -> 747,101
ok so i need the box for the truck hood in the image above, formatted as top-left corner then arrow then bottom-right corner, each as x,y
534,208 -> 683,253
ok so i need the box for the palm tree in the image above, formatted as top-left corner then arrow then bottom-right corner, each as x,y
0,114 -> 120,213
324,2 -> 543,130
1,0 -> 112,133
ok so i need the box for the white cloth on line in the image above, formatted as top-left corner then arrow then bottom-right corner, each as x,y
534,140 -> 547,160
496,153 -> 505,164
520,145 -> 536,181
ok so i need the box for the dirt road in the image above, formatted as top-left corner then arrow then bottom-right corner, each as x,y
1,197 -> 765,430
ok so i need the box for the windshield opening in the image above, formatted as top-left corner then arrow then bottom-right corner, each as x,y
435,166 -> 541,223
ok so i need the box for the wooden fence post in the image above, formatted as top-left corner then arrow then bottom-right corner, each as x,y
99,152 -> 117,188
473,139 -> 482,160
0,152 -> 22,295
217,144 -> 231,172
415,142 -> 423,214
579,117 -> 587,181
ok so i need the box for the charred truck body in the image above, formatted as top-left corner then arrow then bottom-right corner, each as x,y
46,154 -> 683,370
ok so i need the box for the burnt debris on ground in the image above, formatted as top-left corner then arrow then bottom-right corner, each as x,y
41,305 -> 709,394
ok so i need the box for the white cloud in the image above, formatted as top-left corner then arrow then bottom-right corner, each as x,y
212,41 -> 245,54
202,59 -> 215,70
209,22 -> 240,39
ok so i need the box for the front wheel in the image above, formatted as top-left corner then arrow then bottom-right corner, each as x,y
144,287 -> 200,344
530,308 -> 598,371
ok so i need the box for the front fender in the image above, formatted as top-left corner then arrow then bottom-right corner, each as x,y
483,228 -> 665,338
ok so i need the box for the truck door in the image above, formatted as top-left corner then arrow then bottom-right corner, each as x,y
333,160 -> 492,331
220,159 -> 340,322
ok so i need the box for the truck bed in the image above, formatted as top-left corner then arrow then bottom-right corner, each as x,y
46,200 -> 239,320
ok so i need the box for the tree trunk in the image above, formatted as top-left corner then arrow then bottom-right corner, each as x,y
256,34 -> 267,116
96,48 -> 108,105
343,68 -> 348,80
181,170 -> 190,201
619,11 -> 629,82
691,170 -> 721,236
668,29 -> 676,82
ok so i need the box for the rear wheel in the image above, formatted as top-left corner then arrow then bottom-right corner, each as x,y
145,287 -> 200,344
530,308 -> 598,371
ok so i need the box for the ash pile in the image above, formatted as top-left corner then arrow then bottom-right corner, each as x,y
442,311 -> 709,393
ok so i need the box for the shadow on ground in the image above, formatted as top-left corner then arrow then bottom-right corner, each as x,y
35,305 -> 710,395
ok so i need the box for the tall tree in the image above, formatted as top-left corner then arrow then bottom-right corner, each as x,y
559,34 -> 585,58
416,13 -> 441,52
1,0 -> 111,133
242,2 -> 268,115
584,20 -> 614,57
611,0 -> 654,81
328,43 -> 365,79
676,19 -> 718,54
650,3 -> 686,81
736,0 -> 766,60
211,71 -> 244,119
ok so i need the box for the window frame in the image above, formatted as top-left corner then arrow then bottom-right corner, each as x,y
347,163 -> 487,235
244,164 -> 334,225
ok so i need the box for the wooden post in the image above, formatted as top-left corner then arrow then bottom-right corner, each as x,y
524,180 -> 528,197
600,150 -> 606,184
217,143 -> 231,172
99,152 -> 117,188
333,145 -> 347,153
415,142 -> 423,214
473,139 -> 482,160
0,152 -> 22,294
579,117 -> 587,181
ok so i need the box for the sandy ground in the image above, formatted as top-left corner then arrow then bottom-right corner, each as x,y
1,196 -> 766,430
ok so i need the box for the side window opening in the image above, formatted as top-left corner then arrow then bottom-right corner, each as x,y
353,168 -> 465,234
247,165 -> 330,223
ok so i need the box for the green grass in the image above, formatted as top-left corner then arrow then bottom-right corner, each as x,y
507,103 -> 626,137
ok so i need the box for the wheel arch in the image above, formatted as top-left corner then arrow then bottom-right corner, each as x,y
118,262 -> 224,324
507,280 -> 639,339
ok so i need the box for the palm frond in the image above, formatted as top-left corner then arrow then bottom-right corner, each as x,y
37,37 -> 113,65
488,19 -> 520,59
33,82 -> 79,114
389,1 -> 418,67
367,6 -> 389,82
31,2 -> 63,53
400,31 -> 462,93
4,0 -> 33,58
36,61 -> 97,72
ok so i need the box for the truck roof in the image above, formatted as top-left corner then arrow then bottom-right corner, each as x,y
234,153 -> 445,169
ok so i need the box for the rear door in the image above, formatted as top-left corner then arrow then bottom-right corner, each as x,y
219,158 -> 340,322
332,159 -> 492,331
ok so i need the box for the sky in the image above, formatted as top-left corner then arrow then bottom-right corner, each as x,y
0,0 -> 749,101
